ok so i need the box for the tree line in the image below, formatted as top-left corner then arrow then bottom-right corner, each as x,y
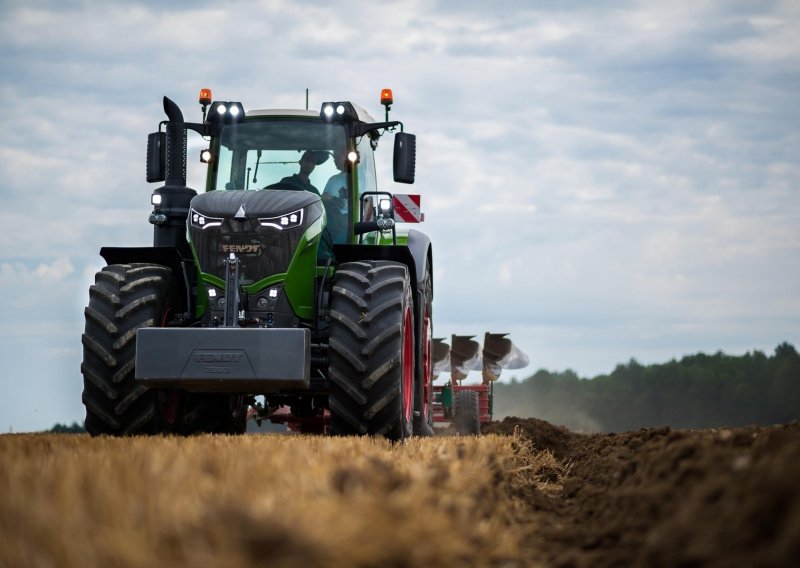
492,342 -> 800,432
48,422 -> 86,433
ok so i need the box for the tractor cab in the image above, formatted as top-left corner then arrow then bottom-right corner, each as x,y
199,92 -> 415,249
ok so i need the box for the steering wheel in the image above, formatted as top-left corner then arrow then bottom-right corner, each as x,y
263,182 -> 302,191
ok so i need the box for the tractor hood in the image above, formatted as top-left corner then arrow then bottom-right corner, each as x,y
190,189 -> 321,219
188,189 -> 324,285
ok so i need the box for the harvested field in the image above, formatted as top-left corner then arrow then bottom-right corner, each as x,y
0,434 -> 546,567
2,420 -> 798,567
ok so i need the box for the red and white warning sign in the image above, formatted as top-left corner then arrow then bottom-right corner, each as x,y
392,194 -> 424,223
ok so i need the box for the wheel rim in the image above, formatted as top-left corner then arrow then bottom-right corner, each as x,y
402,305 -> 414,424
422,311 -> 432,421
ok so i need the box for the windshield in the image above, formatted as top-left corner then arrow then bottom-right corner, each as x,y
211,119 -> 347,194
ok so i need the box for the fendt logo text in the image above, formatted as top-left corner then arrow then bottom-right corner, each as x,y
221,243 -> 261,255
195,352 -> 243,363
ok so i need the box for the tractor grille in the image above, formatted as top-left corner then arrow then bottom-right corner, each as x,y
188,189 -> 324,284
191,218 -> 304,284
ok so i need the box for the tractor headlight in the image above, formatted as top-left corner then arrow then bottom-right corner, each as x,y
207,101 -> 246,124
258,208 -> 304,230
189,208 -> 224,230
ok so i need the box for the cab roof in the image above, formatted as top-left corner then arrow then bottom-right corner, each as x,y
246,103 -> 376,123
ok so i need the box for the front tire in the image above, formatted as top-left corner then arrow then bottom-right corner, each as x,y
81,263 -> 174,436
328,261 -> 415,441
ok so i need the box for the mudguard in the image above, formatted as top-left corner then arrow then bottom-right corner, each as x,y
99,246 -> 193,314
407,229 -> 433,297
333,230 -> 432,296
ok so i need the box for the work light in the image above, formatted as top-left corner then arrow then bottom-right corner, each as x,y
378,198 -> 392,215
207,101 -> 245,124
320,101 -> 358,122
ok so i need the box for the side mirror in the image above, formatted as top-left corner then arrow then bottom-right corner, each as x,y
393,132 -> 416,184
146,132 -> 166,183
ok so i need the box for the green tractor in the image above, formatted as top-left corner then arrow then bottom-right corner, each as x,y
81,88 -> 433,440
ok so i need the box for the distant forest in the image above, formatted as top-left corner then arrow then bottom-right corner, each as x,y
493,342 -> 800,432
48,422 -> 86,433
51,343 -> 799,434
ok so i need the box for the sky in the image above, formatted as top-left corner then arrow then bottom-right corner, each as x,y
1,0 -> 798,432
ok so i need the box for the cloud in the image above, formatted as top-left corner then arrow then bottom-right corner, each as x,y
0,257 -> 74,283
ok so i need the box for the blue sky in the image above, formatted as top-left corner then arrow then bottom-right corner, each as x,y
1,0 -> 798,431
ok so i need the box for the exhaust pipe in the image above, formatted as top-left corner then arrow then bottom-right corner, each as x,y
163,96 -> 187,187
151,96 -> 197,253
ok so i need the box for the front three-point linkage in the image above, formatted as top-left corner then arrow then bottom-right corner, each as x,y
223,253 -> 241,327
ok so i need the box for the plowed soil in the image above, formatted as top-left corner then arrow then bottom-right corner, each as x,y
484,418 -> 800,567
2,420 -> 798,567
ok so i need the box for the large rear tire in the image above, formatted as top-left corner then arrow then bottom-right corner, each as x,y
328,261 -> 415,441
81,264 -> 174,436
454,390 -> 481,436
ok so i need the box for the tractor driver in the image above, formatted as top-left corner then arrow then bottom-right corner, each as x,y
321,147 -> 349,243
266,150 -> 327,194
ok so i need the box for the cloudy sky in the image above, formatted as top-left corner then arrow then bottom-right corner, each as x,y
1,0 -> 798,432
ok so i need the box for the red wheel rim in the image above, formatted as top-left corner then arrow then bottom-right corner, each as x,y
422,311 -> 432,420
402,305 -> 414,424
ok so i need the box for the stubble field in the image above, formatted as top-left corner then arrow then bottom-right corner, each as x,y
1,419 -> 798,567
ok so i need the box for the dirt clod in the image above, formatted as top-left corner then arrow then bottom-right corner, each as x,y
498,417 -> 800,567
